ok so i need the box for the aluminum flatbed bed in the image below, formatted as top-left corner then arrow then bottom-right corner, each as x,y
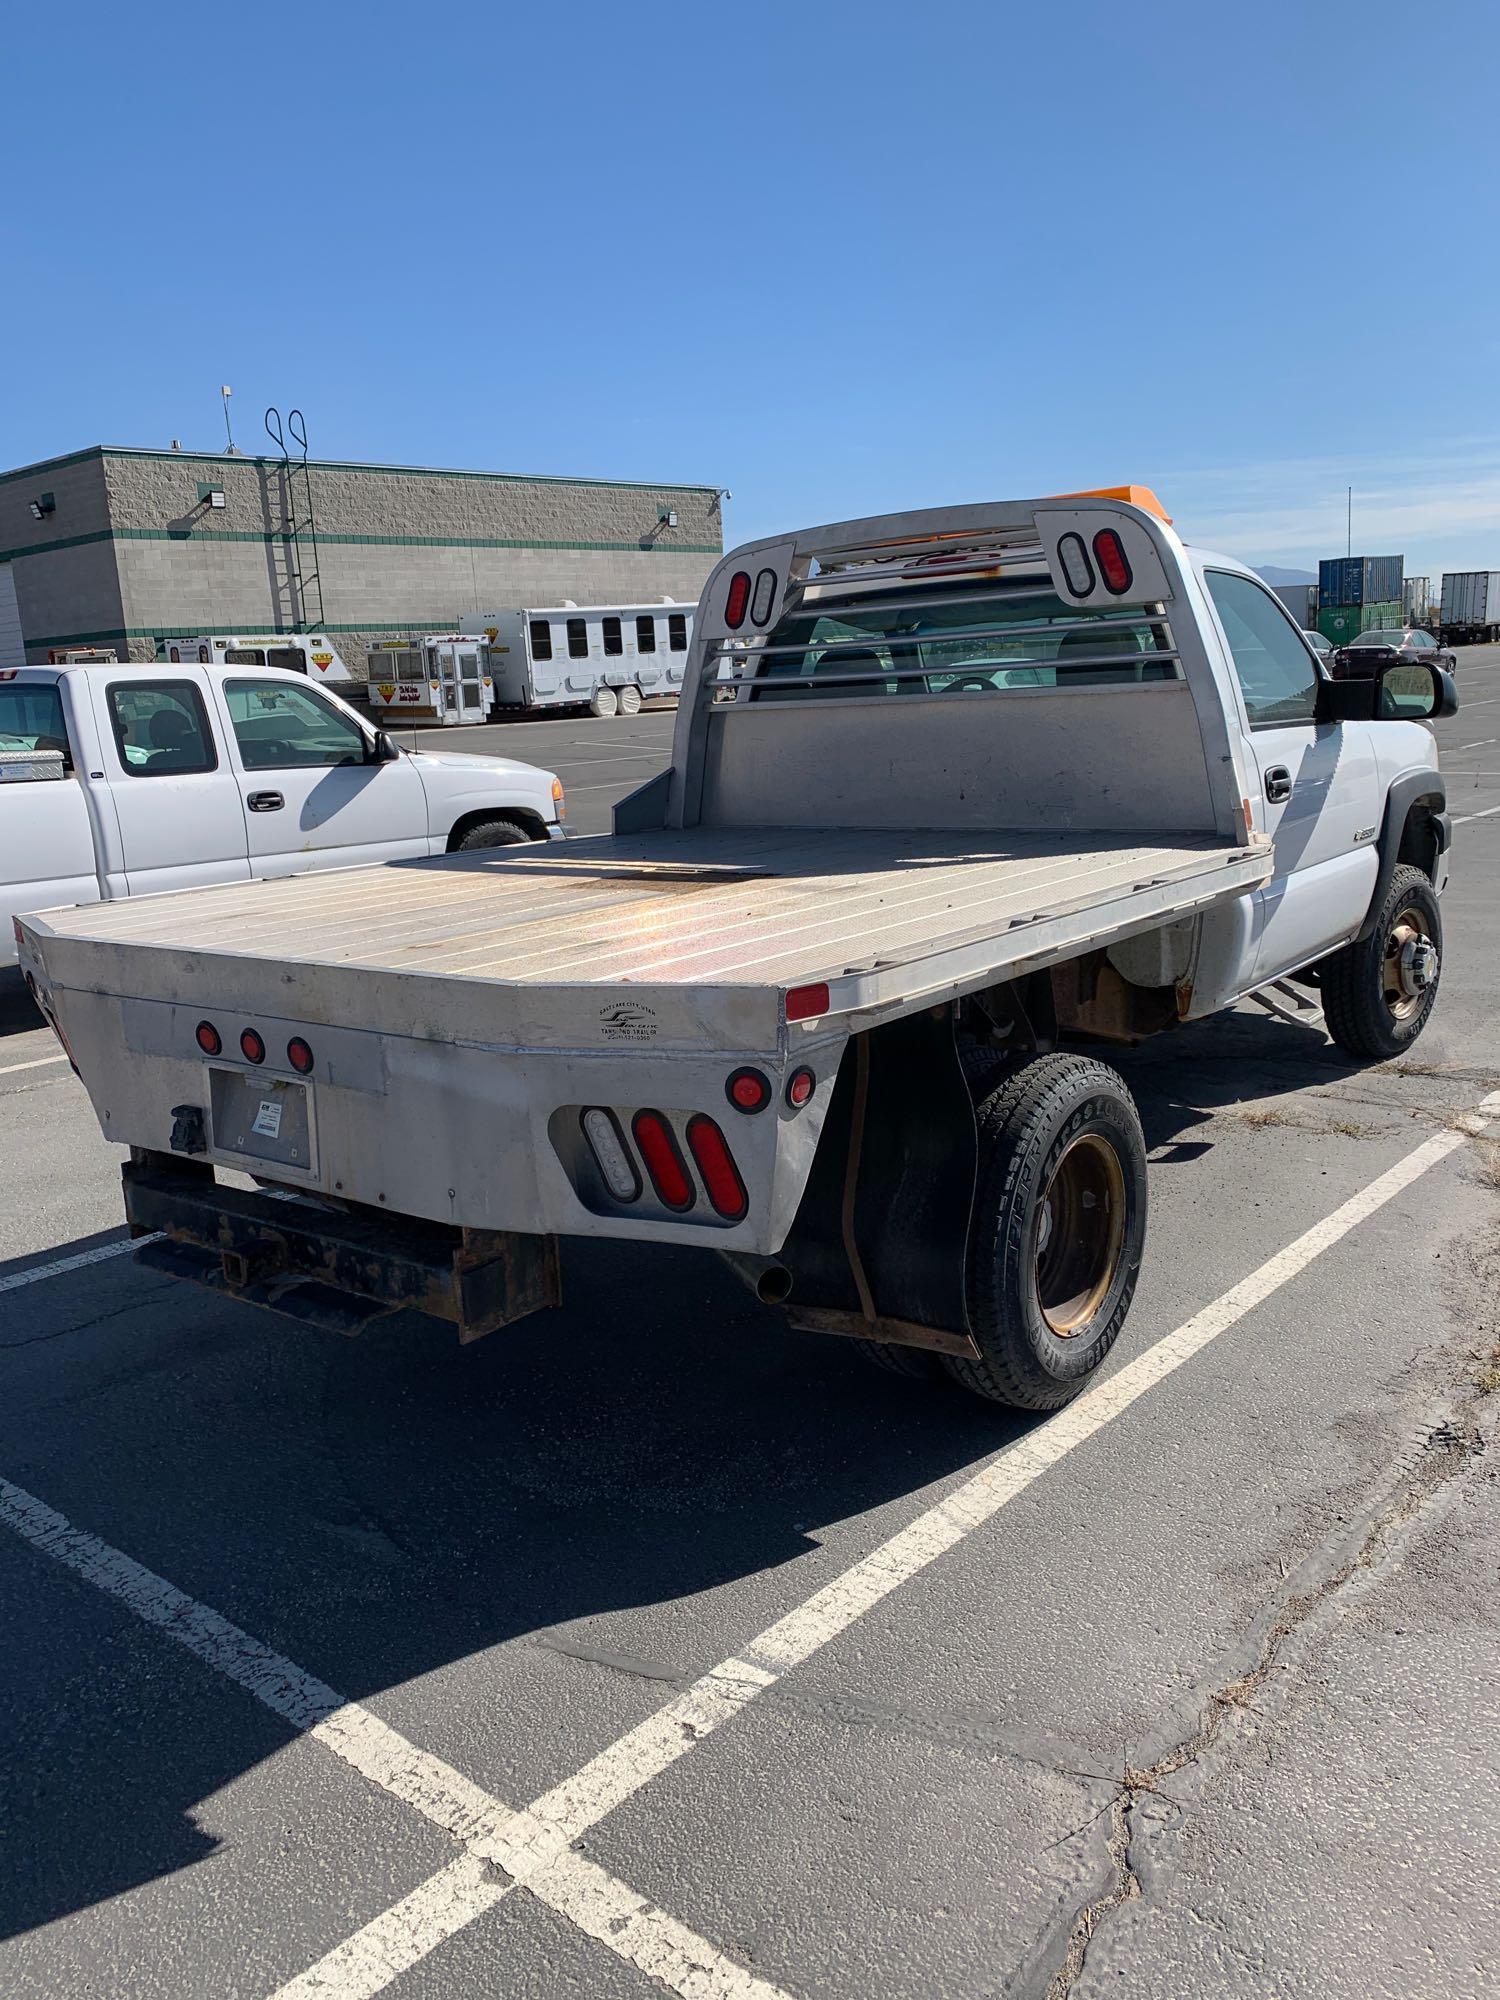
28,825 -> 1271,1042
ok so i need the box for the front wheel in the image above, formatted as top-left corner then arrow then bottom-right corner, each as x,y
453,816 -> 532,852
589,685 -> 619,719
1320,863 -> 1442,1060
946,1054 -> 1147,1410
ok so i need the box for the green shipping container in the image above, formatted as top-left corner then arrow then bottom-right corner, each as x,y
1317,601 -> 1403,644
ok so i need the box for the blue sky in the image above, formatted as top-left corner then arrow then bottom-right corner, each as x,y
5,0 -> 1497,581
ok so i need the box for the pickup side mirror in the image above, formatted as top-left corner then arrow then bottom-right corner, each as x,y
368,728 -> 401,763
1316,660 -> 1457,724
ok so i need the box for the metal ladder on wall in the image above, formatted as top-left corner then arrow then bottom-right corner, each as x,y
264,407 -> 327,634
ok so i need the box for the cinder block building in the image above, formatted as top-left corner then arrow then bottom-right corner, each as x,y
0,445 -> 724,677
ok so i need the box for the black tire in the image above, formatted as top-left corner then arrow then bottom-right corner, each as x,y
1321,863 -> 1442,1061
945,1053 -> 1147,1410
453,817 -> 533,852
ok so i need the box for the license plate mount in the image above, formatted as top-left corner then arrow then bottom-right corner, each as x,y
208,1069 -> 316,1173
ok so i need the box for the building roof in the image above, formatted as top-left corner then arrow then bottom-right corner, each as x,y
0,444 -> 720,495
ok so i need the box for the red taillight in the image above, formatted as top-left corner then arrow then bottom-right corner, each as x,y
786,1067 -> 815,1108
287,1037 -> 314,1075
195,1021 -> 222,1056
1092,529 -> 1132,596
726,1067 -> 771,1114
631,1111 -> 695,1211
685,1116 -> 748,1222
724,570 -> 752,630
239,1027 -> 266,1064
785,982 -> 830,1023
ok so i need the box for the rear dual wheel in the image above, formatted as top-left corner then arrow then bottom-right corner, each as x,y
858,1053 -> 1148,1408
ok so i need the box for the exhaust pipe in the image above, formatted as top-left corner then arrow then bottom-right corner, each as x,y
719,1251 -> 793,1306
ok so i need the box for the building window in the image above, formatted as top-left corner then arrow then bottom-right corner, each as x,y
668,614 -> 688,652
530,620 -> 553,661
567,618 -> 590,659
107,681 -> 217,776
602,616 -> 623,656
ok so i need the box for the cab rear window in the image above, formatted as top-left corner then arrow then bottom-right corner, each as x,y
0,684 -> 69,760
751,583 -> 1175,700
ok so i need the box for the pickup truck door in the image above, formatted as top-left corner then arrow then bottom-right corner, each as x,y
1203,570 -> 1381,984
214,675 -> 431,876
87,670 -> 253,895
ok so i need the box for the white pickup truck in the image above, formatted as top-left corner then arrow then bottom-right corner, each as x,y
1,658 -> 565,966
16,488 -> 1455,1410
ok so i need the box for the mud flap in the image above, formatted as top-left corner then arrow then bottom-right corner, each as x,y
776,1009 -> 981,1357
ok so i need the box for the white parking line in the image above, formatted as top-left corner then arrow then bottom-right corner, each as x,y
1454,803 -> 1500,824
263,1092 -> 1500,1998
0,1476 -> 791,2000
0,1234 -> 159,1296
0,1052 -> 69,1077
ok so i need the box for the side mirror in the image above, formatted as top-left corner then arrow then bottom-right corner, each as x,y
1315,660 -> 1458,724
369,728 -> 401,763
1375,659 -> 1457,722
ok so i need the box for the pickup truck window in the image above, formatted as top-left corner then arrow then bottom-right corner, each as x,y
1205,571 -> 1319,729
0,685 -> 69,761
751,584 -> 1175,700
107,681 -> 217,775
224,679 -> 369,770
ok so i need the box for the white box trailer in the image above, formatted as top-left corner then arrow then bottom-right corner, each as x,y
1439,572 -> 1500,644
162,634 -> 354,686
365,636 -> 493,726
460,601 -> 694,718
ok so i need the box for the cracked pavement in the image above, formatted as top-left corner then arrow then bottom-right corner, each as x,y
2,680 -> 1499,1998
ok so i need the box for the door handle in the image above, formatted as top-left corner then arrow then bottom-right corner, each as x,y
1264,766 -> 1292,804
247,790 -> 285,812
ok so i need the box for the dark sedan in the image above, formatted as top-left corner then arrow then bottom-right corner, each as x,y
1331,626 -> 1457,678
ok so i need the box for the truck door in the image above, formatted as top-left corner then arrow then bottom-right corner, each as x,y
216,675 -> 430,874
1202,570 -> 1380,984
89,671 -> 252,894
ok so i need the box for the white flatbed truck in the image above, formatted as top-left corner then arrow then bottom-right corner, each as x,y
16,488 -> 1456,1408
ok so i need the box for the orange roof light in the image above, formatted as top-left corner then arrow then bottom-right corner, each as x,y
1047,484 -> 1172,523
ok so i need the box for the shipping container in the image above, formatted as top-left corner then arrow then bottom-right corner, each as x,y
1439,571 -> 1500,641
1402,576 -> 1432,624
1318,555 -> 1404,606
1273,583 -> 1318,628
1317,601 -> 1403,645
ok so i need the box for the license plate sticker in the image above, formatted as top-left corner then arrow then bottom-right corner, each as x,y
251,1099 -> 283,1139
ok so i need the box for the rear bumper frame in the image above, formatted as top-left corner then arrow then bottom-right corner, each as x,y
123,1150 -> 560,1341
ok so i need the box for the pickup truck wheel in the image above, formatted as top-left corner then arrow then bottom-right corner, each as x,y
618,684 -> 642,716
1321,863 -> 1442,1060
590,686 -> 619,719
454,817 -> 532,851
946,1054 -> 1147,1410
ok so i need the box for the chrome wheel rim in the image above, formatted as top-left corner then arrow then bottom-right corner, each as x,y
1035,1134 -> 1127,1337
1383,906 -> 1438,1022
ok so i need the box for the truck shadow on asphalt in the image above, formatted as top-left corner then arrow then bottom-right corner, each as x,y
0,1008 -> 1392,1943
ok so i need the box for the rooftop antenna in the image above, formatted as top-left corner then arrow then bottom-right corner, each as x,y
221,385 -> 239,455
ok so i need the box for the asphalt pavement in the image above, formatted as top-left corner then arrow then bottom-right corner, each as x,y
2,655 -> 1499,2000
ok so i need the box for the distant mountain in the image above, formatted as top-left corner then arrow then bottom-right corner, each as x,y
1254,565 -> 1317,587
